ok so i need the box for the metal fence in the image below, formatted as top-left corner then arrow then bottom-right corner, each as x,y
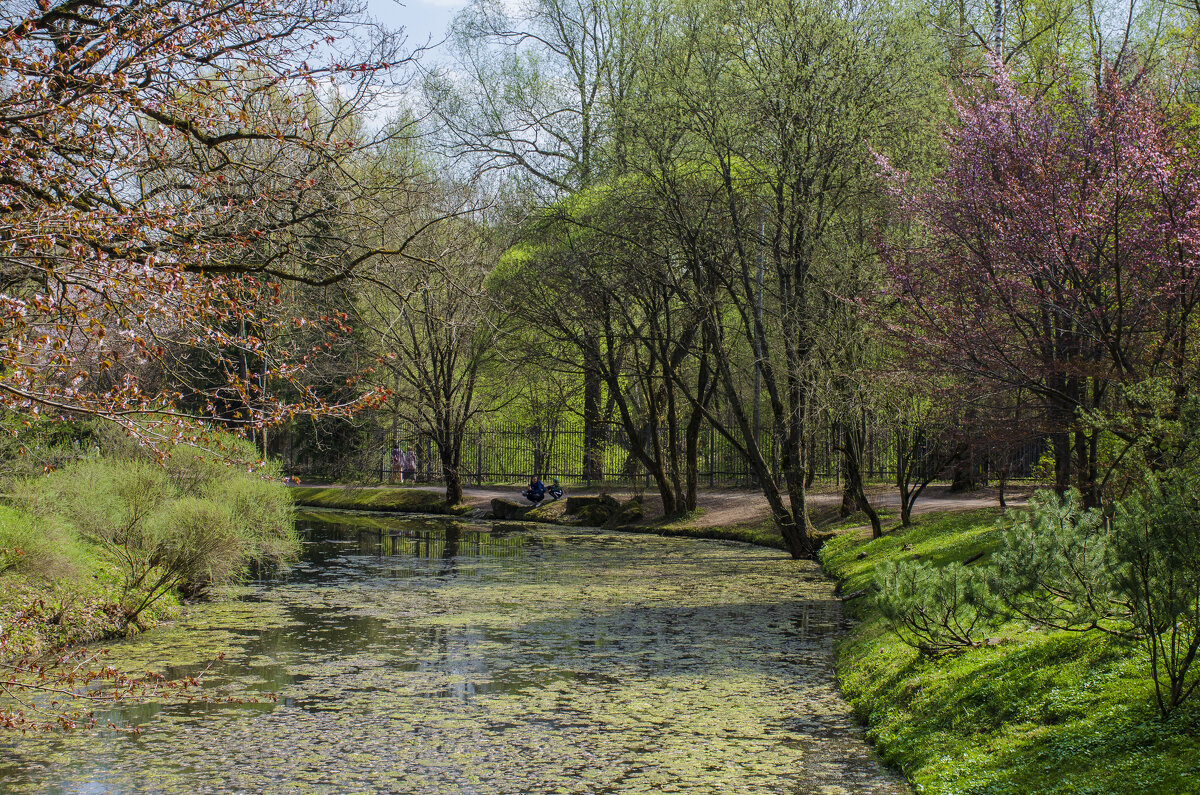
284,418 -> 1048,488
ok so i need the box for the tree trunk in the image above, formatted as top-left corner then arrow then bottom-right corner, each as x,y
444,468 -> 463,506
997,461 -> 1009,508
805,432 -> 818,489
840,456 -> 856,517
684,407 -> 702,513
950,443 -> 978,492
442,439 -> 464,505
1051,429 -> 1072,495
583,362 -> 603,481
842,423 -> 882,538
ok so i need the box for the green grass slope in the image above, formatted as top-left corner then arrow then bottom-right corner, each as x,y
820,509 -> 1200,795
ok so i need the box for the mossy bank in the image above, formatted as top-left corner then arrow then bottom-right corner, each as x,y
820,509 -> 1200,794
287,485 -> 472,515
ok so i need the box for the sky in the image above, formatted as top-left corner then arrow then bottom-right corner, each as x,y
365,0 -> 466,58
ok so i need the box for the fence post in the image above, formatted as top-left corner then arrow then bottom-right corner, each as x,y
476,429 -> 483,486
708,425 -> 714,488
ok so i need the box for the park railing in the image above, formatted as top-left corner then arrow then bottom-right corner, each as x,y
283,418 -> 1047,489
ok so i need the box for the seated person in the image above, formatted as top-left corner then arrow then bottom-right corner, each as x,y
522,476 -> 546,505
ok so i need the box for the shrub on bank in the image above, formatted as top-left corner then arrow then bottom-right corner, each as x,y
873,485 -> 1200,718
0,428 -> 296,649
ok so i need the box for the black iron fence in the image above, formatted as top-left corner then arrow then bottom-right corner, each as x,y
284,419 -> 1048,488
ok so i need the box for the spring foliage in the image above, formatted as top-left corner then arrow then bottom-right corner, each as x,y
5,436 -> 296,632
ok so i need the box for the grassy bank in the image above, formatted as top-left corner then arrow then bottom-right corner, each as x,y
287,485 -> 471,514
820,509 -> 1200,794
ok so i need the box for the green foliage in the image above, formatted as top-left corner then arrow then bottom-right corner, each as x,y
1113,471 -> 1200,716
1082,380 -> 1200,502
986,480 -> 1200,716
0,415 -> 100,479
874,560 -> 990,655
0,504 -> 83,580
991,489 -> 1126,634
1029,449 -> 1057,482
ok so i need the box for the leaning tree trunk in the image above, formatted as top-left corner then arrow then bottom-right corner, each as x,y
843,423 -> 882,539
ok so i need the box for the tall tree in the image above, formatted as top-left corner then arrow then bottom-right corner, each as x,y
357,214 -> 502,504
879,67 -> 1200,504
493,184 -> 713,517
424,0 -> 665,481
630,0 -> 939,557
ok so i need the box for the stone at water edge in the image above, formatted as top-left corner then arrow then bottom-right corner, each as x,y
490,498 -> 532,520
604,498 -> 644,529
565,494 -> 620,515
575,503 -> 614,526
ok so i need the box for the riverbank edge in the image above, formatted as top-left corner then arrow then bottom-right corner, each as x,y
287,484 -> 794,550
287,485 -> 473,515
818,508 -> 1200,794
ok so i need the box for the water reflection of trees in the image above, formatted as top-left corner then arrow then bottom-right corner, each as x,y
300,515 -> 530,571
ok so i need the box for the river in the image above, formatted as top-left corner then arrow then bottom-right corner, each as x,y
0,510 -> 906,794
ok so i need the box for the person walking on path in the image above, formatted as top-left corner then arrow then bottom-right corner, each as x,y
389,442 -> 401,484
403,448 -> 417,484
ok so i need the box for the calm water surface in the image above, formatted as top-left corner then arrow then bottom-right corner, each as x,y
0,510 -> 906,794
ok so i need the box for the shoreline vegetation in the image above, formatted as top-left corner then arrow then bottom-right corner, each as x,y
0,424 -> 297,718
821,509 -> 1200,794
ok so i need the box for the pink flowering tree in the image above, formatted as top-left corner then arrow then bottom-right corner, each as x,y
879,67 -> 1200,503
0,0 -> 419,458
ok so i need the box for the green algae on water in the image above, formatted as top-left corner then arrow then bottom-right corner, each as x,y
0,511 -> 905,795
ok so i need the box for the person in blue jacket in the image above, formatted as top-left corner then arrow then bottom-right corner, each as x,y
522,476 -> 546,505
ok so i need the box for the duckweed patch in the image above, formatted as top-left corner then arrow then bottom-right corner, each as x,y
0,510 -> 905,794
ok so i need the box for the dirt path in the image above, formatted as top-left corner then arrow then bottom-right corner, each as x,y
392,481 -> 1029,528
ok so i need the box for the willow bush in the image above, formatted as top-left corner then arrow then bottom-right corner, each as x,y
10,436 -> 296,631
